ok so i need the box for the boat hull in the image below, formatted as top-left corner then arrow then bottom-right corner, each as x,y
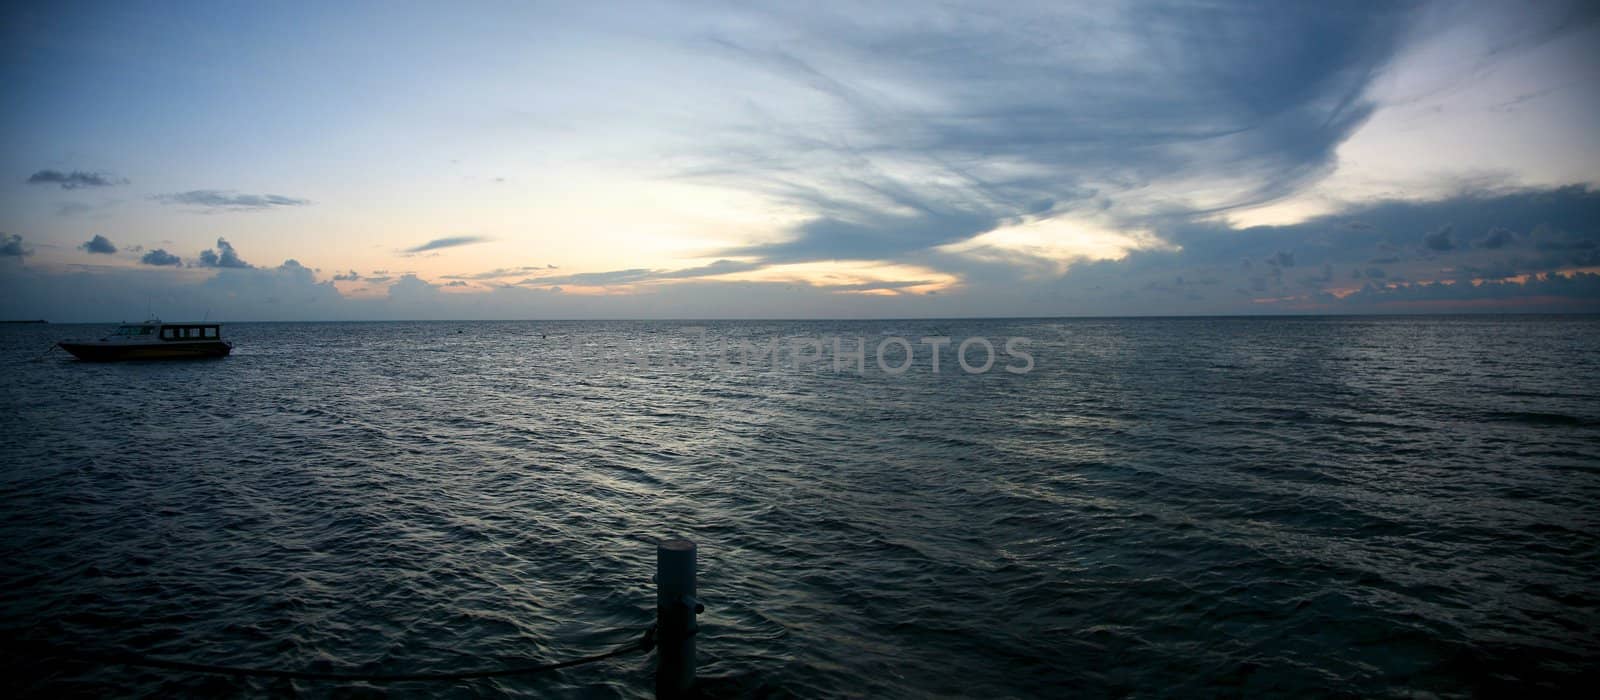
57,341 -> 232,361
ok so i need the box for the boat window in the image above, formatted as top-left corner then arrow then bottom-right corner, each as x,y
204,327 -> 217,338
187,328 -> 200,338
161,328 -> 175,339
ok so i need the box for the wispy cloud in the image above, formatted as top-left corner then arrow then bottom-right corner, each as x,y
154,190 -> 311,210
27,169 -> 126,189
403,236 -> 491,253
79,235 -> 117,254
523,259 -> 765,286
441,265 -> 553,280
679,2 -> 1415,272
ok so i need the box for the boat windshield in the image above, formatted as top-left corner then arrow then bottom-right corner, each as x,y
114,325 -> 155,336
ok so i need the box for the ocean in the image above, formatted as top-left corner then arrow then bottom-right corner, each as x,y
2,317 -> 1597,697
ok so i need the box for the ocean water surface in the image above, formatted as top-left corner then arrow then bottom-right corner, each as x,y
2,317 -> 1598,697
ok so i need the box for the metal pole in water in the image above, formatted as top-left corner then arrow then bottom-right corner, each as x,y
655,538 -> 700,698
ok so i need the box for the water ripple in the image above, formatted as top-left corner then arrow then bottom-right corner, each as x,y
3,316 -> 1598,696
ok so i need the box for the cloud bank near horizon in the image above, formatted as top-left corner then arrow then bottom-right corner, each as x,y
3,185 -> 1598,321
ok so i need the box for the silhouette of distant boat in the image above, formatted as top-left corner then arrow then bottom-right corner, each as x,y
57,319 -> 232,361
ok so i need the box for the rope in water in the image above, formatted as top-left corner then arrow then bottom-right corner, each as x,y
25,624 -> 656,683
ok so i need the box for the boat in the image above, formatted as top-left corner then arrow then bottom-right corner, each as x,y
57,319 -> 232,361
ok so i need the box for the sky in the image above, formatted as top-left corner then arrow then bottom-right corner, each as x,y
1,0 -> 1598,321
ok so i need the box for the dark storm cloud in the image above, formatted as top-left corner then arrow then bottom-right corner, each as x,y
403,236 -> 490,253
154,190 -> 311,210
1478,227 -> 1515,249
197,238 -> 252,268
26,169 -> 126,189
140,249 -> 182,266
79,234 -> 117,254
1,234 -> 28,257
691,2 -> 1416,266
1423,225 -> 1456,251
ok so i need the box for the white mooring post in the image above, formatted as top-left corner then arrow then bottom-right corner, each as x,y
655,539 -> 700,698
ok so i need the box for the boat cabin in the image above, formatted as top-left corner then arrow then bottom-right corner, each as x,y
158,324 -> 222,340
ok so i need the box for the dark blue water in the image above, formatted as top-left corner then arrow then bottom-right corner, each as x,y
3,317 -> 1598,697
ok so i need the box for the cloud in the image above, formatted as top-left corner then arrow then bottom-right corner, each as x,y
513,185 -> 1599,309
387,273 -> 440,301
681,2 -> 1416,270
196,238 -> 252,268
191,259 -> 343,314
1423,225 -> 1456,251
523,259 -> 766,287
140,249 -> 183,266
5,185 -> 1599,320
153,190 -> 311,210
1,234 -> 28,257
79,235 -> 117,254
1333,272 -> 1600,309
332,270 -> 362,281
441,265 -> 549,280
814,279 -> 935,293
1478,228 -> 1515,249
26,170 -> 126,189
403,236 -> 491,253
526,268 -> 653,286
